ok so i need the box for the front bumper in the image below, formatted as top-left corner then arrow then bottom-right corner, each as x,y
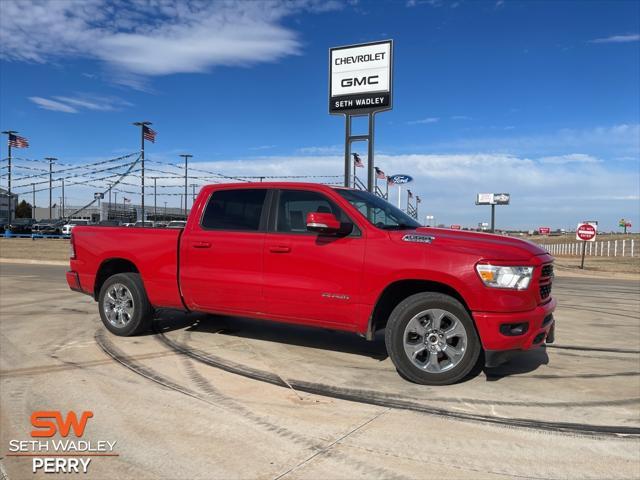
473,297 -> 556,356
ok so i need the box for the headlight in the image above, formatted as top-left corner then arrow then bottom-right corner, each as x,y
475,264 -> 533,290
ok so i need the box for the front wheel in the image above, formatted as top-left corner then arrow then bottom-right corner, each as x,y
385,292 -> 481,385
98,273 -> 153,336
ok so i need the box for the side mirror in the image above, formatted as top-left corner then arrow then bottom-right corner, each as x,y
306,212 -> 341,234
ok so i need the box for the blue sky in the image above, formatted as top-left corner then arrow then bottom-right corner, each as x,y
1,0 -> 638,230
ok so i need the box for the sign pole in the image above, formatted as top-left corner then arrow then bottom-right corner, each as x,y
344,115 -> 351,188
580,241 -> 587,269
398,186 -> 402,209
490,204 -> 496,233
367,112 -> 375,192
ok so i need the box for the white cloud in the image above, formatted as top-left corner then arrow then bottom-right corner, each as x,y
28,97 -> 78,113
537,154 -> 600,165
589,34 -> 640,44
407,117 -> 440,125
0,0 -> 339,85
28,94 -> 132,113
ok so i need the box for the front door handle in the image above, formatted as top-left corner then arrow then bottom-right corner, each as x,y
193,241 -> 211,249
269,245 -> 291,253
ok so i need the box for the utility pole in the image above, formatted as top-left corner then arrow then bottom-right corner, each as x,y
179,154 -> 192,217
61,178 -> 65,220
133,121 -> 152,225
1,130 -> 17,221
164,201 -> 167,220
45,157 -> 57,220
32,183 -> 36,220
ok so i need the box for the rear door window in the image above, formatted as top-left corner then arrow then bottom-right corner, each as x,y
201,189 -> 267,231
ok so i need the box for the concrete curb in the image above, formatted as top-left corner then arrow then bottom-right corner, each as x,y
0,258 -> 68,266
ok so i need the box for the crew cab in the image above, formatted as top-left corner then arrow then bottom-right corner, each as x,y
67,183 -> 556,385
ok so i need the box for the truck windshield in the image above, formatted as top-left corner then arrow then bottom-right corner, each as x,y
336,189 -> 421,230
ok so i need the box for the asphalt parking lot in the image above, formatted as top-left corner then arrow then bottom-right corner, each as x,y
1,263 -> 639,479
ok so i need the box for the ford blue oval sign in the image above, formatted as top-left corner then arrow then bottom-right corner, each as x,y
388,174 -> 413,185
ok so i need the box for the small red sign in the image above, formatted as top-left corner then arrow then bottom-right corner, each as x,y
576,223 -> 597,242
539,227 -> 551,235
450,224 -> 461,230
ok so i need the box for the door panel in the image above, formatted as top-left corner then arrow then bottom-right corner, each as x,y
180,188 -> 267,314
262,190 -> 365,327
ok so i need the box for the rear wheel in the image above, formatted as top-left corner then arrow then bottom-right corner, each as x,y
98,273 -> 153,336
385,292 -> 481,385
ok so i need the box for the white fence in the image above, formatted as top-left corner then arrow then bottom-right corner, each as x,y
541,239 -> 636,257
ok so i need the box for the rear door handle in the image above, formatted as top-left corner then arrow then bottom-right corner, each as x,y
269,245 -> 291,253
193,241 -> 211,249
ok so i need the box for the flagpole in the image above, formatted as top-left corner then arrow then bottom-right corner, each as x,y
353,157 -> 356,189
1,130 -> 17,222
398,186 -> 402,209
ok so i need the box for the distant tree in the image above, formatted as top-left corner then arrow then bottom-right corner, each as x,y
15,200 -> 32,218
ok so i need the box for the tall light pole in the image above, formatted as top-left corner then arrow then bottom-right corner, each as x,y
152,177 -> 157,221
133,121 -> 152,225
179,154 -> 192,217
61,178 -> 65,220
45,157 -> 57,220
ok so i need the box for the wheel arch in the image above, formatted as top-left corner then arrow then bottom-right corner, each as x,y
366,279 -> 472,340
94,258 -> 140,300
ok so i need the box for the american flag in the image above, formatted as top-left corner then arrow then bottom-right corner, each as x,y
375,167 -> 386,180
387,175 -> 394,185
143,125 -> 156,143
8,133 -> 29,148
124,197 -> 131,203
352,153 -> 364,168
407,189 -> 413,199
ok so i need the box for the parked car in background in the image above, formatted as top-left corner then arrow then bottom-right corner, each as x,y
7,218 -> 37,235
32,222 -> 62,235
166,221 -> 187,229
97,220 -> 122,226
62,219 -> 90,236
133,221 -> 155,228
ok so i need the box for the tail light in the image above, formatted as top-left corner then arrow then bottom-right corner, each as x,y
70,233 -> 76,259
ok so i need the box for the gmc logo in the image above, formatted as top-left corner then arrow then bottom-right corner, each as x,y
341,75 -> 379,88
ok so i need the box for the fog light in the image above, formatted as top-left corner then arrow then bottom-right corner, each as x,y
499,322 -> 529,336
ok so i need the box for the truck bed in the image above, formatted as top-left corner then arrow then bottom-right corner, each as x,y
71,226 -> 184,309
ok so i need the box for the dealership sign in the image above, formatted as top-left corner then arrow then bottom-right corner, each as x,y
388,174 -> 413,185
450,225 -> 461,230
476,193 -> 510,205
576,222 -> 597,242
539,227 -> 551,235
329,40 -> 393,114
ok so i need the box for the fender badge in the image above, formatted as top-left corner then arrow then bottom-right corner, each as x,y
402,234 -> 434,244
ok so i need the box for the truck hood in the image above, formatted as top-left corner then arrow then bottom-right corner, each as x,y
389,227 -> 547,262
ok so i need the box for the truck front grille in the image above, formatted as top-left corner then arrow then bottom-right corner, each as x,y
539,283 -> 552,300
541,264 -> 554,278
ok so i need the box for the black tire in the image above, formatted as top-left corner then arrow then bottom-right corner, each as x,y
385,292 -> 481,385
98,273 -> 153,336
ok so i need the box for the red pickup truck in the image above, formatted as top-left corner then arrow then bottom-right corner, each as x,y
67,182 -> 555,385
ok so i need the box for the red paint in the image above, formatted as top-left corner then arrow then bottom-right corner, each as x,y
68,182 -> 556,356
538,227 -> 550,235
